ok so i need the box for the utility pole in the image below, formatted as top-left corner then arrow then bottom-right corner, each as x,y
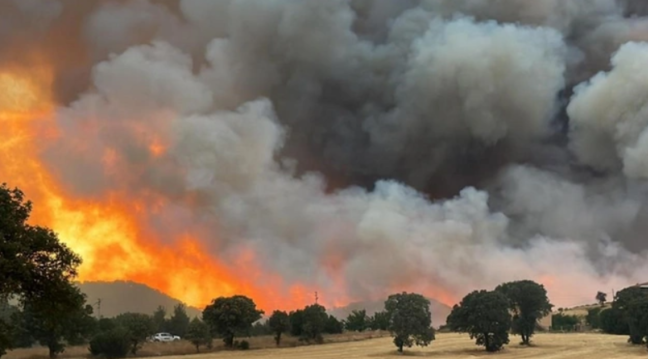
314,291 -> 318,305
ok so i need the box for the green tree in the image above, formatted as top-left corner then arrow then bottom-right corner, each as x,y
447,290 -> 511,352
345,310 -> 368,332
202,295 -> 263,348
300,304 -> 328,343
0,320 -> 11,358
495,280 -> 553,345
551,313 -> 579,331
0,184 -> 83,357
586,308 -> 602,329
19,283 -> 94,358
613,286 -> 648,344
324,315 -> 343,334
289,309 -> 304,336
89,327 -> 130,359
600,307 -> 629,335
97,318 -> 116,333
168,304 -> 190,337
8,311 -> 31,349
0,184 -> 81,300
626,297 -> 648,347
384,292 -> 435,353
596,291 -> 607,306
67,304 -> 97,345
185,318 -> 211,353
368,311 -> 390,331
152,306 -> 167,333
114,313 -> 154,354
268,311 -> 290,346
0,301 -> 18,356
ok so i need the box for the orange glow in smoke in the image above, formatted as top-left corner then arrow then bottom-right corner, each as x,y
0,63 -> 321,312
0,62 -> 462,313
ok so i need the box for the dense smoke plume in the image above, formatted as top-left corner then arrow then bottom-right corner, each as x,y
3,0 -> 648,310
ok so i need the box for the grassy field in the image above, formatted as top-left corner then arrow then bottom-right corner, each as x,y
6,332 -> 647,359
4,331 -> 389,359
183,333 -> 646,359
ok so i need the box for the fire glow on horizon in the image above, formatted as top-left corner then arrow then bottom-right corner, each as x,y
0,63 -> 351,312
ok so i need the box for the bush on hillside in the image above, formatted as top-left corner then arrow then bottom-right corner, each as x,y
551,314 -> 579,331
89,327 -> 130,359
586,308 -> 602,329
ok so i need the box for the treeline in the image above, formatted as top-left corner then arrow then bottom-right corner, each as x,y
0,183 -> 402,358
549,286 -> 648,348
583,287 -> 648,345
3,183 -> 648,358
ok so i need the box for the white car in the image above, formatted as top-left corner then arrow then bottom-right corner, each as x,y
149,332 -> 181,342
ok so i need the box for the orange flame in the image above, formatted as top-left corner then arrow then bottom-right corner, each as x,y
0,61 -> 460,314
0,62 -> 323,312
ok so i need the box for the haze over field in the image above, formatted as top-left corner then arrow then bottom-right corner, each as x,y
1,0 -> 648,312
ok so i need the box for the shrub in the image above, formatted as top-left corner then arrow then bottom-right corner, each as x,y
551,314 -> 579,331
600,307 -> 630,335
238,340 -> 250,350
89,327 -> 130,359
586,308 -> 602,329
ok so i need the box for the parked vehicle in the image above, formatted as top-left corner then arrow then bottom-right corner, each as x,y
148,332 -> 181,342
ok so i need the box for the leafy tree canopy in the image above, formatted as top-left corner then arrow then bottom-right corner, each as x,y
551,313 -> 579,331
599,307 -> 629,335
152,305 -> 167,333
596,291 -> 607,305
625,296 -> 648,346
289,309 -> 304,337
202,295 -> 263,348
169,304 -> 190,337
0,184 -> 84,358
495,280 -> 552,345
89,327 -> 130,359
447,290 -> 511,352
345,310 -> 368,332
185,318 -> 211,353
300,304 -> 328,343
369,311 -> 390,331
586,308 -> 602,329
613,286 -> 648,344
114,313 -> 154,354
13,280 -> 93,358
268,311 -> 290,346
384,292 -> 435,353
0,184 -> 81,302
324,315 -> 343,334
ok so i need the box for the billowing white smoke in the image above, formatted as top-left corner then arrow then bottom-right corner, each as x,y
569,42 -> 648,180
9,0 -> 648,309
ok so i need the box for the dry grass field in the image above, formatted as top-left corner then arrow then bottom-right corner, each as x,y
4,331 -> 389,359
188,333 -> 647,359
6,332 -> 647,359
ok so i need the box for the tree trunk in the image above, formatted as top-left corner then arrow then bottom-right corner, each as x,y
195,343 -> 200,353
484,333 -> 491,352
47,339 -> 60,359
275,332 -> 282,346
224,333 -> 234,348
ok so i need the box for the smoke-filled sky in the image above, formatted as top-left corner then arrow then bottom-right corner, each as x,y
2,0 -> 648,311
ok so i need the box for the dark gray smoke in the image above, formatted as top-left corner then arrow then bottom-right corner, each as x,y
4,0 -> 648,307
